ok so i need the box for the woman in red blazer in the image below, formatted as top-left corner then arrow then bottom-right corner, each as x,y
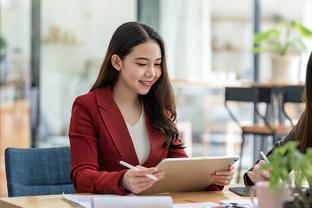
69,22 -> 234,195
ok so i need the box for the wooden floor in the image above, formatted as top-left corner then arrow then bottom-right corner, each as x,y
0,100 -> 31,196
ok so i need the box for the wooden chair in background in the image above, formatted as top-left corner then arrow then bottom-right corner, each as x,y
224,87 -> 290,182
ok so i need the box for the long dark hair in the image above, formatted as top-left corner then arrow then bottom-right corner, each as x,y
291,52 -> 312,151
91,22 -> 182,148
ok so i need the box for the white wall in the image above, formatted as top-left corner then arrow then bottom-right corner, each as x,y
210,0 -> 252,17
40,0 -> 137,138
160,0 -> 212,82
0,0 -> 31,83
0,0 -> 30,55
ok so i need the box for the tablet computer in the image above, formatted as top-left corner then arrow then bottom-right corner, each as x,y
139,156 -> 239,195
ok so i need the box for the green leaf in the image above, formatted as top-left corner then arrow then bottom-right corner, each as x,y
253,29 -> 280,44
291,20 -> 312,39
253,43 -> 283,55
253,20 -> 312,55
0,36 -> 6,49
289,39 -> 307,51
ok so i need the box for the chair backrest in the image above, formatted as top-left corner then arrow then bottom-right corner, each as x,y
225,87 -> 272,103
281,85 -> 304,127
282,86 -> 304,103
225,87 -> 258,103
225,86 -> 272,127
5,147 -> 75,197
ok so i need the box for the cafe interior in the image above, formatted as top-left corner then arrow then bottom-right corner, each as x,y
0,0 -> 311,201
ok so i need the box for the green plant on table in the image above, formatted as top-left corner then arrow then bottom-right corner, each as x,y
253,20 -> 312,56
259,141 -> 312,208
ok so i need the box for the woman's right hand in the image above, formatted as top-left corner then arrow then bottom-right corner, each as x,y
247,160 -> 271,184
121,165 -> 165,194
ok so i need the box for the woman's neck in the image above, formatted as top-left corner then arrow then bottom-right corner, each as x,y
112,83 -> 140,108
112,84 -> 142,125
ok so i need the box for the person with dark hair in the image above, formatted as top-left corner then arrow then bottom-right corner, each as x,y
244,52 -> 312,186
69,22 -> 234,195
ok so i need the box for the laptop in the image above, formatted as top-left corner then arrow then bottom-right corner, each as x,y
139,156 -> 239,195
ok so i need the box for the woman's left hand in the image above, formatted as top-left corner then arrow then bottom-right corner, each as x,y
211,165 -> 235,186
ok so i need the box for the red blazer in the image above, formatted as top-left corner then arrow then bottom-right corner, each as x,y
69,87 -> 222,195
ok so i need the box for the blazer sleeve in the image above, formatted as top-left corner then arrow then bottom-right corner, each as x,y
69,97 -> 129,195
167,139 -> 188,158
243,131 -> 296,186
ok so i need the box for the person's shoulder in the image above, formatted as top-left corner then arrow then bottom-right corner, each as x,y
73,90 -> 97,109
73,87 -> 112,109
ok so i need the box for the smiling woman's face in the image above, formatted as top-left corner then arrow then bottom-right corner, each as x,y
114,40 -> 162,96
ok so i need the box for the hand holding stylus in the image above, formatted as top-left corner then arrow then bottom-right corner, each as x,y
120,161 -> 158,181
260,151 -> 270,163
247,151 -> 271,184
119,161 -> 165,194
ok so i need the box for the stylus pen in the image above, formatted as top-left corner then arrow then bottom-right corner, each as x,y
119,160 -> 158,181
260,151 -> 270,163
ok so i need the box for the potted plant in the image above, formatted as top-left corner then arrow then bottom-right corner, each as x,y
253,19 -> 312,82
260,141 -> 312,208
0,36 -> 8,83
0,36 -> 7,63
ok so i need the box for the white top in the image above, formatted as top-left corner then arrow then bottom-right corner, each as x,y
126,107 -> 150,165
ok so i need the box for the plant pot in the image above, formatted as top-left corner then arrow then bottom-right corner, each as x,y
271,54 -> 300,83
250,181 -> 293,208
283,188 -> 312,208
283,201 -> 312,208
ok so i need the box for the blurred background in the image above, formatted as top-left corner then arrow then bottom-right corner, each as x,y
1,0 -> 312,196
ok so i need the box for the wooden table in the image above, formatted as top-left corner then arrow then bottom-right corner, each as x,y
0,189 -> 247,208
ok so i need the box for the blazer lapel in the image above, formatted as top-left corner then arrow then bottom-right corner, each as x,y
94,88 -> 139,165
143,113 -> 167,167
